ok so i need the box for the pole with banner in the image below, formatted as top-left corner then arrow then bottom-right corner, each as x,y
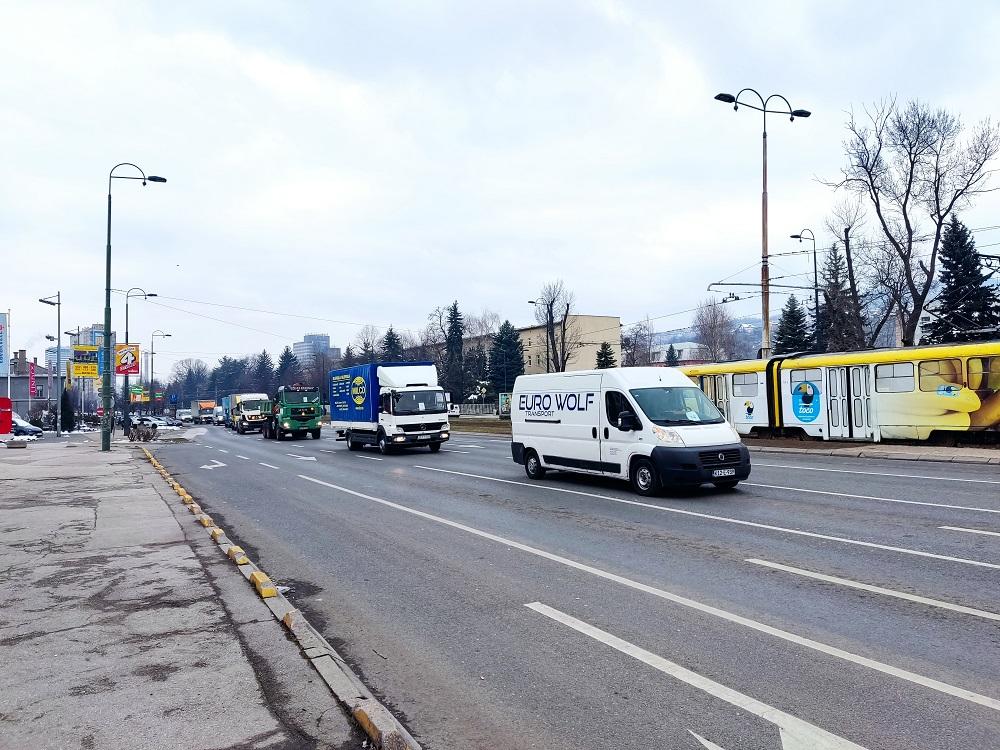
28,360 -> 35,414
1,311 -> 9,404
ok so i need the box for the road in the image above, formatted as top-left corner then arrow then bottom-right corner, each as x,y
151,426 -> 1000,750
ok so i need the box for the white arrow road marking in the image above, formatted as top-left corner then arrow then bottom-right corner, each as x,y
940,525 -> 1000,538
200,459 -> 226,470
689,731 -> 729,750
286,453 -> 317,461
527,603 -> 869,750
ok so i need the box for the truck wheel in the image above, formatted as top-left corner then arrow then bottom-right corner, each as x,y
630,458 -> 660,497
524,450 -> 545,480
310,428 -> 321,440
275,427 -> 284,441
237,421 -> 245,435
346,432 -> 360,451
429,442 -> 441,453
377,431 -> 393,455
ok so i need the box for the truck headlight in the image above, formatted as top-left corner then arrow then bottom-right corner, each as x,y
652,426 -> 685,446
283,422 -> 290,429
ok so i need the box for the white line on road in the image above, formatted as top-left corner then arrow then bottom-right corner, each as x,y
414,466 -> 1000,571
441,449 -> 470,454
286,453 -> 317,461
356,455 -> 383,461
745,558 -> 1000,622
236,455 -> 250,460
259,462 -> 279,469
218,449 -> 229,453
940,526 -> 1000,538
453,444 -> 485,449
200,459 -> 226,471
527,602 -> 869,750
296,473 -> 1000,712
745,482 -> 1000,515
320,449 -> 336,453
755,463 -> 1000,485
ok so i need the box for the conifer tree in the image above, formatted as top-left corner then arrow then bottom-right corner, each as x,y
595,342 -> 617,369
488,320 -> 524,393
380,326 -> 404,361
665,344 -> 679,367
772,296 -> 814,355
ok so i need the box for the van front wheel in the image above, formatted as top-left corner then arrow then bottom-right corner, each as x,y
524,450 -> 546,480
630,458 -> 660,496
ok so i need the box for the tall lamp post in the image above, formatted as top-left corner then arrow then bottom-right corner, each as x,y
714,89 -> 810,357
102,164 -> 166,451
527,300 -> 551,373
790,229 -> 820,349
38,293 -> 62,437
123,288 -> 156,432
150,330 -> 171,415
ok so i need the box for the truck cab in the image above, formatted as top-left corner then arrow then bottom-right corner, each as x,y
264,384 -> 323,440
231,393 -> 270,434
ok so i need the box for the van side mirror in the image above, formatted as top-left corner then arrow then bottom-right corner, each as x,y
617,411 -> 640,431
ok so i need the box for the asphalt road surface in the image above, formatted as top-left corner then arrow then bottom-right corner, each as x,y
151,426 -> 1000,750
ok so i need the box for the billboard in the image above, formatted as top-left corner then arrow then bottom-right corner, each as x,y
0,313 -> 8,378
73,345 -> 99,380
115,343 -> 140,375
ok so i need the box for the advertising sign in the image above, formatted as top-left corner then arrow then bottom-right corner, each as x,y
498,392 -> 512,417
115,343 -> 140,376
0,313 -> 8,378
72,362 -> 99,379
73,345 -> 99,379
28,361 -> 36,397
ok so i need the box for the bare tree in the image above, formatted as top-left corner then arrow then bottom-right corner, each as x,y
465,308 -> 501,341
829,99 -> 1000,345
824,197 -> 868,343
620,318 -> 654,367
533,280 -> 581,372
692,300 -> 736,361
352,324 -> 382,363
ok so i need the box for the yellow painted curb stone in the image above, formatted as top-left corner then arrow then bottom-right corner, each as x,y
197,515 -> 215,528
249,571 -> 278,598
209,527 -> 225,541
227,546 -> 250,565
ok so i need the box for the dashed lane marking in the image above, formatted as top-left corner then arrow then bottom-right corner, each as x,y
755,463 -> 1000,485
296,473 -> 1000,713
413,466 -> 1000,571
218,449 -> 229,453
441,449 -> 470,454
940,526 -> 1000,538
745,558 -> 1000,622
236,455 -> 250,460
259,462 -> 280,469
356,455 -> 383,461
745,482 -> 1000,515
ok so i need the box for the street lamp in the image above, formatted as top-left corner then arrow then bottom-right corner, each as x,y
102,164 -> 166,451
64,326 -> 85,418
790,229 -> 820,349
150,330 -> 171,415
38,293 -> 62,436
714,88 -> 810,357
122,288 -> 156,432
527,300 -> 551,373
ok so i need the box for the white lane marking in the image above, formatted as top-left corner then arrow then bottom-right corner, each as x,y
297,473 -> 1000,712
356,455 -> 383,461
746,558 -> 1000,622
528,603 -> 868,750
441,449 -> 470,454
320,449 -> 336,453
236,455 -> 250,460
286,453 -> 317,461
199,459 -> 226,470
745,482 -> 1000,515
218,449 -> 229,453
755,462 -> 1000,485
940,526 -> 1000,538
454,444 -> 485,449
202,445 -> 213,449
689,732 -> 730,750
259,462 -> 280,469
413,466 -> 1000,571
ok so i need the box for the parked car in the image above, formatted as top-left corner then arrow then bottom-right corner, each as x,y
11,416 -> 43,439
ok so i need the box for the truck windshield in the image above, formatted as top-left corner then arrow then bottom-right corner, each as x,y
629,387 -> 725,426
392,390 -> 447,415
283,390 -> 320,404
242,400 -> 268,411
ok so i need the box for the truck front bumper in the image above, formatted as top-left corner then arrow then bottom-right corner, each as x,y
650,443 -> 751,485
389,430 -> 450,447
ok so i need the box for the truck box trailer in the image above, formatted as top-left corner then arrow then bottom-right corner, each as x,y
190,400 -> 216,424
328,362 -> 450,454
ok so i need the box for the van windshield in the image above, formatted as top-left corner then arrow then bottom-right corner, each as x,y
629,387 -> 725,426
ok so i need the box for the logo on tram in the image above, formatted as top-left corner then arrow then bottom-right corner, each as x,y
792,381 -> 820,423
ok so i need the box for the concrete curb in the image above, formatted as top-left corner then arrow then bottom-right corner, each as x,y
746,444 -> 1000,464
140,447 -> 421,750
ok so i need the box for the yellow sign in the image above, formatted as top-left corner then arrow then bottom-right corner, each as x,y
115,343 -> 140,375
72,362 -> 99,379
66,360 -> 73,387
351,375 -> 367,406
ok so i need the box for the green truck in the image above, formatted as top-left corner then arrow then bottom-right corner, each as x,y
263,384 -> 323,440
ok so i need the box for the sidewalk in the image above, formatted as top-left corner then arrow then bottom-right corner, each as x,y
744,438 -> 1000,464
0,442 -> 362,750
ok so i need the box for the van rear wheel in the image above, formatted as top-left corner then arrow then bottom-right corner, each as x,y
524,450 -> 546,480
630,458 -> 660,496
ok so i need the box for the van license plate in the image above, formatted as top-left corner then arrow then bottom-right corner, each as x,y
712,468 -> 736,478
418,434 -> 429,440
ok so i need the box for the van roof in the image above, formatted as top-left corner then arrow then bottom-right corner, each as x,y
515,367 -> 695,389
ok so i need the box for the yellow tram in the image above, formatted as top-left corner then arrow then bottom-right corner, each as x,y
680,341 -> 1000,442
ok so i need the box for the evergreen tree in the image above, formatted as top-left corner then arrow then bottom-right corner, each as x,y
274,346 -> 302,387
252,349 -> 275,393
922,216 -> 1000,343
816,243 -> 864,352
595,342 -> 617,369
60,387 -> 75,432
360,338 -> 377,364
380,326 -> 404,361
341,345 -> 357,368
443,301 -> 465,401
463,344 -> 489,399
488,320 -> 524,394
772,296 -> 814,355
665,344 -> 679,367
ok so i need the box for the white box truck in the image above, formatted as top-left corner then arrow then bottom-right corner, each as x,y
328,361 -> 450,454
511,367 -> 750,495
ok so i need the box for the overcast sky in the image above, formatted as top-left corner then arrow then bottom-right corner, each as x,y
4,0 -> 1000,375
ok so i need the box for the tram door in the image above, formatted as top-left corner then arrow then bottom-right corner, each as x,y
827,366 -> 872,439
701,375 -> 730,422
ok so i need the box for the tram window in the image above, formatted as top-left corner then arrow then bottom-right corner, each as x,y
919,359 -> 962,392
732,373 -> 758,397
875,363 -> 914,393
789,368 -> 822,390
851,369 -> 861,394
969,357 -> 1000,390
853,398 -> 863,428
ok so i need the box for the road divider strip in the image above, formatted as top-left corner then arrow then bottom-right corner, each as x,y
140,447 -> 420,750
298,472 -> 1000,712
413,466 -> 1000,571
745,558 -> 1000,622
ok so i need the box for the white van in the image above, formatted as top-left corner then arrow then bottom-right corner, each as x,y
511,368 -> 750,495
